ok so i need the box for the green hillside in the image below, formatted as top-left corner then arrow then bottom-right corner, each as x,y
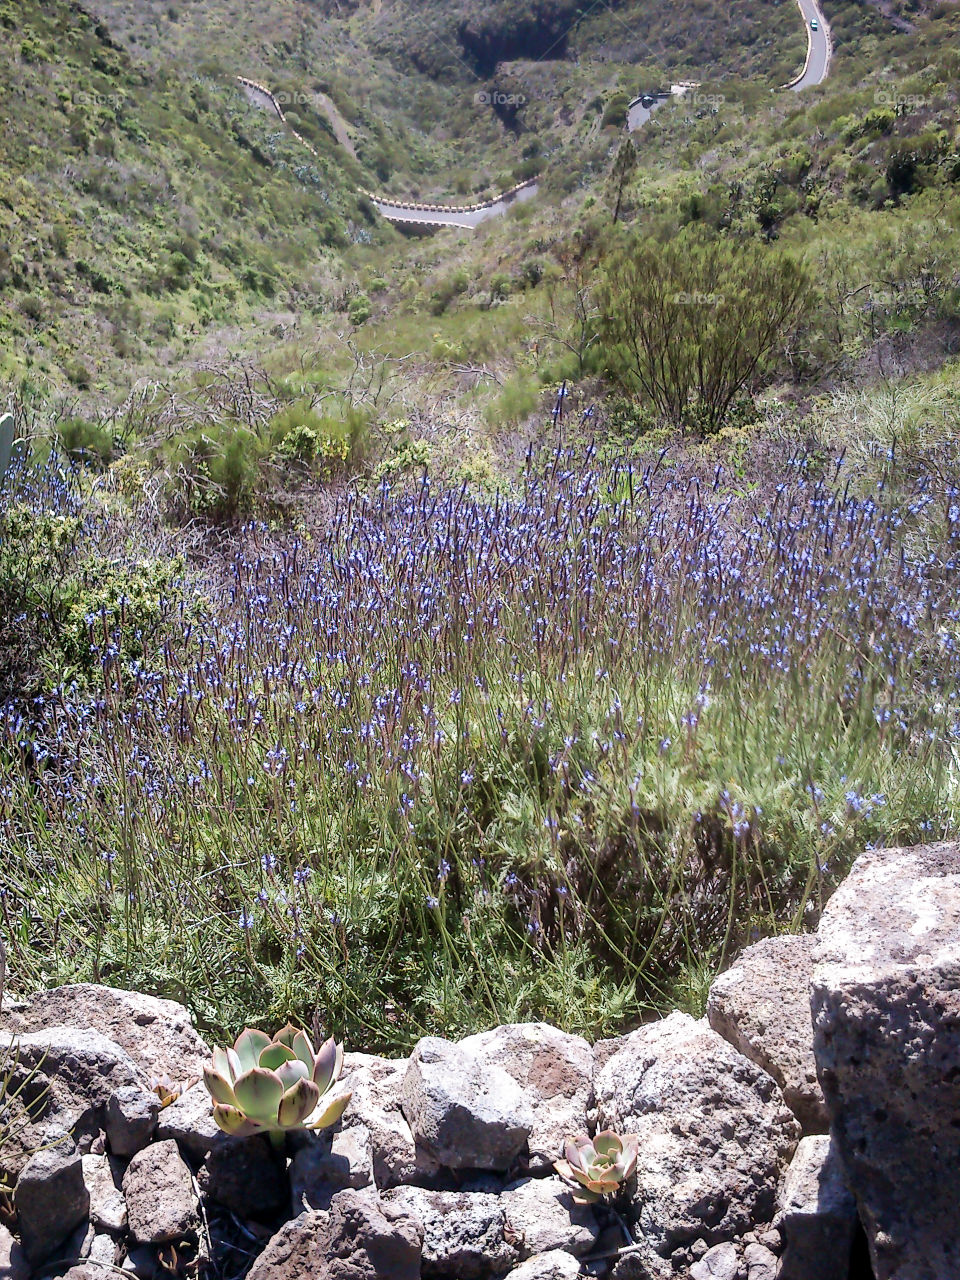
2,0 -> 960,1074
0,0 -> 381,397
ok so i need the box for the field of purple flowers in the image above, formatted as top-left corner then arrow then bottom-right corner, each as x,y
2,447 -> 959,1050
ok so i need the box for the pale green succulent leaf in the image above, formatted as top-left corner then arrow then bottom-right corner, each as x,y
569,1184 -> 601,1205
291,1029 -> 316,1070
306,1090 -> 351,1131
259,1043 -> 297,1071
562,1138 -> 584,1169
213,1103 -> 260,1138
233,1067 -> 285,1122
234,1028 -> 272,1073
278,1077 -> 321,1128
272,1023 -> 301,1051
312,1036 -> 340,1094
593,1131 -> 623,1158
211,1046 -> 235,1082
275,1058 -> 311,1092
202,1065 -> 238,1108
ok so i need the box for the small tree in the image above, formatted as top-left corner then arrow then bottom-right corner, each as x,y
598,230 -> 810,434
610,138 -> 637,224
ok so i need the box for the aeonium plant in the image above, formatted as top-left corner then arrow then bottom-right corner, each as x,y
202,1023 -> 350,1148
555,1129 -> 640,1203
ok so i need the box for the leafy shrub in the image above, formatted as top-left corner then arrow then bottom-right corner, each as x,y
598,228 -> 810,435
163,423 -> 262,522
269,401 -> 370,478
484,375 -> 540,426
348,293 -> 372,326
0,483 -> 183,698
58,418 -> 114,469
601,91 -> 630,129
63,359 -> 92,389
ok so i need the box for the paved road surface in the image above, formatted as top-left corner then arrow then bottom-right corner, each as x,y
791,0 -> 831,90
370,182 -> 539,229
626,93 -> 670,132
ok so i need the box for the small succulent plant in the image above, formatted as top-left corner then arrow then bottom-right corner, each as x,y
202,1024 -> 350,1147
149,1073 -> 197,1109
555,1129 -> 640,1203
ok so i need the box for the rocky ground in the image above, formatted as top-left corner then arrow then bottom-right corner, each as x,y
0,841 -> 957,1280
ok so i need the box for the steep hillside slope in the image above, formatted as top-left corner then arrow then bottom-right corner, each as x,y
0,0 -> 376,396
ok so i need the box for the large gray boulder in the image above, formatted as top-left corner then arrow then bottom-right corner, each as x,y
507,1251 -> 582,1280
707,933 -> 827,1134
384,1185 -> 518,1277
401,1036 -> 535,1171
290,1123 -> 375,1212
15,1136 -> 89,1264
122,1139 -> 199,1245
106,1085 -> 160,1158
324,1187 -> 423,1280
246,1189 -> 422,1280
461,1024 -> 594,1170
156,1081 -> 221,1160
501,1175 -> 600,1258
10,1026 -> 143,1138
775,1135 -> 857,1280
82,1153 -> 128,1235
595,1012 -> 800,1254
341,1052 -> 439,1188
4,984 -> 209,1083
811,841 -> 960,1280
689,1242 -> 740,1280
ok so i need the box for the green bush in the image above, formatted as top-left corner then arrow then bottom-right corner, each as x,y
598,228 -> 811,436
0,502 -> 183,697
163,423 -> 263,522
269,400 -> 371,478
601,91 -> 629,129
484,375 -> 541,426
58,418 -> 114,469
348,293 -> 373,326
63,359 -> 92,389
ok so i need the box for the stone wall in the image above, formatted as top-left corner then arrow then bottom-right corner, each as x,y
1,841 -> 957,1280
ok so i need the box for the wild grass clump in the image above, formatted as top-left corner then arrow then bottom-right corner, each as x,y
1,448 -> 959,1050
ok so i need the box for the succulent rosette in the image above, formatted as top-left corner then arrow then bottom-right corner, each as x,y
203,1024 -> 350,1146
555,1129 -> 639,1203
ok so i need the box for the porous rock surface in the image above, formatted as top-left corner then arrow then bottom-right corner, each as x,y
3,983 -> 209,1082
384,1185 -> 518,1278
811,841 -> 960,1280
506,1250 -> 583,1279
122,1138 -> 199,1244
775,1135 -> 857,1280
707,932 -> 828,1133
401,1035 -> 535,1171
245,1188 -> 422,1280
11,1025 -> 143,1138
595,1011 -> 800,1253
462,1023 -> 594,1169
340,1052 -> 440,1187
501,1174 -> 600,1258
14,1137 -> 89,1264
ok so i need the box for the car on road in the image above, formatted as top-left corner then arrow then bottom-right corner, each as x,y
810,17 -> 819,29
640,94 -> 655,107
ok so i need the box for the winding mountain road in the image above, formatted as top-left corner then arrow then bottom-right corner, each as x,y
370,183 -> 540,230
789,0 -> 832,91
242,0 -> 831,230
